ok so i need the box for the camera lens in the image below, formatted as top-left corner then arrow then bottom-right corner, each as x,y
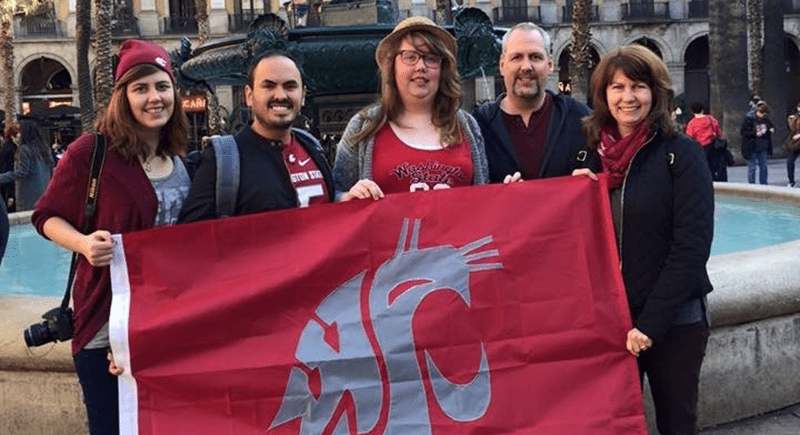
24,322 -> 55,347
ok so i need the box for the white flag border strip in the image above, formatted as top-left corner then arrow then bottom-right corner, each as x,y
109,234 -> 139,435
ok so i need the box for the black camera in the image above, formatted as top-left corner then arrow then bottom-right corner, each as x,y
23,307 -> 74,347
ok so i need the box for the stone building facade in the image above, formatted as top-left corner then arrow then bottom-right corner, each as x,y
5,0 -> 800,144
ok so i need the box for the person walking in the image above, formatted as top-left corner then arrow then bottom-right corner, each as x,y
0,126 -> 16,211
0,120 -> 54,211
740,101 -> 774,185
784,102 -> 800,187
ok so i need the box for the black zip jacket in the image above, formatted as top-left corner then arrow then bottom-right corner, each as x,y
179,125 -> 334,223
472,90 -> 600,182
619,130 -> 714,343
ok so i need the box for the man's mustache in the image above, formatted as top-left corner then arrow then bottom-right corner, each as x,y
267,98 -> 294,108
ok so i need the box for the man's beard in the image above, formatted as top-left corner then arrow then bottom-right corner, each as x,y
511,73 -> 543,101
254,98 -> 298,131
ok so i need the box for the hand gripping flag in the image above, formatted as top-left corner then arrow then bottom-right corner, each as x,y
110,175 -> 647,435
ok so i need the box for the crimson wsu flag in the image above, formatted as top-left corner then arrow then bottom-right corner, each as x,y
109,176 -> 646,435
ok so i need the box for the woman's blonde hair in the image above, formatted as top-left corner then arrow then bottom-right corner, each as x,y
95,63 -> 188,161
354,30 -> 463,147
582,44 -> 680,146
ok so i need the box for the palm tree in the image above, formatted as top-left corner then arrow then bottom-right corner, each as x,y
76,0 -> 93,132
196,0 -> 209,45
746,0 -> 763,96
1,7 -> 15,130
709,0 -> 749,160
569,0 -> 592,104
94,0 -> 114,112
194,0 -> 221,135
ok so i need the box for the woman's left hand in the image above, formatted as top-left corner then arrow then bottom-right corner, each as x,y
108,350 -> 124,376
503,172 -> 523,184
342,179 -> 384,201
626,328 -> 653,357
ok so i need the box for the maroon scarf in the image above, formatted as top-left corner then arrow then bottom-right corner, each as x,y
598,123 -> 650,189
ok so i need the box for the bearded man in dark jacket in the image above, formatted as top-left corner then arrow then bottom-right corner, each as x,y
472,23 -> 598,183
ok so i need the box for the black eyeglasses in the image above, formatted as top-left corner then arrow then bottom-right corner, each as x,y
397,50 -> 442,69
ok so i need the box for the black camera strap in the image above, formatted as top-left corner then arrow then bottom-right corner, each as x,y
60,134 -> 107,310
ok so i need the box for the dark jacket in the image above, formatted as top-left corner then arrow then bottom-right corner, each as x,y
0,199 -> 7,267
739,115 -> 774,159
619,131 -> 714,343
179,125 -> 334,223
472,90 -> 599,182
33,134 -> 160,354
0,143 -> 53,211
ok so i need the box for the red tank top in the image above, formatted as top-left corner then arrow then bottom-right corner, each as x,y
371,123 -> 474,194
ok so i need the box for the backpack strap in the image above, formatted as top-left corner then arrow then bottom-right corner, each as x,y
211,135 -> 239,218
291,127 -> 319,151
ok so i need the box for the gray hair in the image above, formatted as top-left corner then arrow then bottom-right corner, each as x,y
501,22 -> 552,58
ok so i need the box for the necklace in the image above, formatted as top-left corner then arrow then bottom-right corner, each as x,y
141,155 -> 156,172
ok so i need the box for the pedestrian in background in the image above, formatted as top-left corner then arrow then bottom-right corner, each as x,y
0,198 -> 7,267
740,101 -> 774,185
0,120 -> 54,211
685,102 -> 728,181
784,102 -> 800,187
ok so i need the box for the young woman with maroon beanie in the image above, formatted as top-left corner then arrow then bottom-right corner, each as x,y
32,39 -> 189,434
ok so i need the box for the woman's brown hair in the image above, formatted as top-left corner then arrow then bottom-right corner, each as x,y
582,44 -> 680,147
95,63 -> 188,161
354,30 -> 463,147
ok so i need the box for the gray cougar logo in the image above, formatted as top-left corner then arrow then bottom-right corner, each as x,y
270,219 -> 503,434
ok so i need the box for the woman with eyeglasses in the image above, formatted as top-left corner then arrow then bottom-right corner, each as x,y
333,16 -> 489,200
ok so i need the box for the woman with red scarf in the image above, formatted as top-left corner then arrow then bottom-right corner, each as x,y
577,45 -> 713,435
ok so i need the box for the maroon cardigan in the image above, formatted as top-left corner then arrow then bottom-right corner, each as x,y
33,134 -> 158,355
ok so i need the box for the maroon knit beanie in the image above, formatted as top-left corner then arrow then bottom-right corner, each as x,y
115,39 -> 175,82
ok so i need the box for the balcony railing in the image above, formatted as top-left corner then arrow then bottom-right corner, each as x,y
14,14 -> 62,38
562,5 -> 600,23
688,0 -> 708,18
622,2 -> 670,21
229,11 -> 259,33
112,12 -> 139,37
492,6 -> 541,26
163,17 -> 197,35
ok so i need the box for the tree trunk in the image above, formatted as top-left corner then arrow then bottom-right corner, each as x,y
762,0 -> 786,149
747,0 -> 763,96
194,0 -> 220,135
94,0 -> 114,114
569,0 -> 592,104
195,0 -> 209,45
709,0 -> 749,162
1,19 -> 15,129
434,0 -> 450,25
76,0 -> 94,132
